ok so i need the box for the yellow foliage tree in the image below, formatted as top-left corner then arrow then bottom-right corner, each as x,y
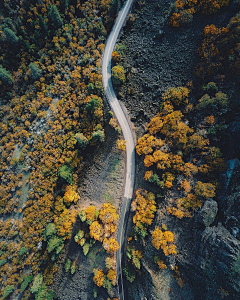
99,203 -> 119,225
136,134 -> 164,155
55,208 -> 77,240
117,139 -> 126,151
107,269 -> 117,285
63,185 -> 80,205
89,221 -> 103,241
168,193 -> 202,219
162,86 -> 189,107
132,189 -> 156,228
93,269 -> 104,287
180,179 -> 191,193
102,238 -> 119,253
152,227 -> 177,256
85,205 -> 97,222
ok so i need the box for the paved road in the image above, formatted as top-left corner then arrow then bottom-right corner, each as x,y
102,1 -> 135,299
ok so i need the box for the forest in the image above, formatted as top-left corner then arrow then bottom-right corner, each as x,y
0,0 -> 123,299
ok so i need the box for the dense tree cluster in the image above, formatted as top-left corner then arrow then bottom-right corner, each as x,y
136,86 -> 225,219
0,0 -> 120,298
75,203 -> 119,295
197,14 -> 240,80
131,189 -> 156,239
152,227 -> 177,256
169,0 -> 230,27
77,203 -> 119,252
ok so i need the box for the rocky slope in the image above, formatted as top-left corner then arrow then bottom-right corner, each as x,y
116,0 -> 240,299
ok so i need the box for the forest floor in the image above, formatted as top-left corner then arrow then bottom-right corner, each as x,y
51,117 -> 125,300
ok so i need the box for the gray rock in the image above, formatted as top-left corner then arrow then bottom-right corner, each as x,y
196,223 -> 240,295
198,199 -> 218,227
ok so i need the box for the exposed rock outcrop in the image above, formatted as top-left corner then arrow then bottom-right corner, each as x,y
195,223 -> 240,297
197,199 -> 218,227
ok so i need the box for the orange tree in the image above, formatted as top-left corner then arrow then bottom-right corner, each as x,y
169,0 -> 230,27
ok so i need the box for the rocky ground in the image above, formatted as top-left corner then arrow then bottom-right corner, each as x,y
51,113 -> 125,300
115,0 -> 240,299
117,0 -> 237,138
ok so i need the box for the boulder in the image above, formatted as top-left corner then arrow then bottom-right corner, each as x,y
198,199 -> 218,227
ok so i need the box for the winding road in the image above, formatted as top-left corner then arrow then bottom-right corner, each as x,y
102,0 -> 135,299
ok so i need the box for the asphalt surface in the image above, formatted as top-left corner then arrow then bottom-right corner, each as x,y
102,1 -> 135,299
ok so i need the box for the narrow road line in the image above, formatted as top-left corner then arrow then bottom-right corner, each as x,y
102,1 -> 135,299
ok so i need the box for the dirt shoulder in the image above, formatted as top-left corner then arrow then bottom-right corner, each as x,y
51,118 -> 125,299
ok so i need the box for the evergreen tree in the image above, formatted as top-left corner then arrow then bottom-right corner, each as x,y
3,27 -> 18,44
49,5 -> 63,29
29,62 -> 42,80
58,165 -> 73,184
3,285 -> 14,299
0,66 -> 13,85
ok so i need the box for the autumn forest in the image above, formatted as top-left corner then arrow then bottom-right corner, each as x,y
0,0 -> 240,300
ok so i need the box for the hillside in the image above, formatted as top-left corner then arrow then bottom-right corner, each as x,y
1,0 -> 240,300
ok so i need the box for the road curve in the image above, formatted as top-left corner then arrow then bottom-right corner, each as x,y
102,1 -> 135,299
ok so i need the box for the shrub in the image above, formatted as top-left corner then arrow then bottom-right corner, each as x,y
74,229 -> 85,244
19,246 -> 28,256
123,264 -> 136,282
49,5 -> 63,28
148,172 -> 162,187
115,43 -> 127,57
79,210 -> 87,222
0,259 -> 7,266
4,18 -> 16,31
203,82 -> 218,95
35,283 -> 54,300
47,236 -> 63,253
71,261 -> 77,274
44,223 -> 56,240
65,259 -> 71,272
83,243 -> 90,256
196,92 -> 228,111
88,83 -> 94,94
86,97 -> 100,112
3,27 -> 18,44
102,278 -> 112,292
